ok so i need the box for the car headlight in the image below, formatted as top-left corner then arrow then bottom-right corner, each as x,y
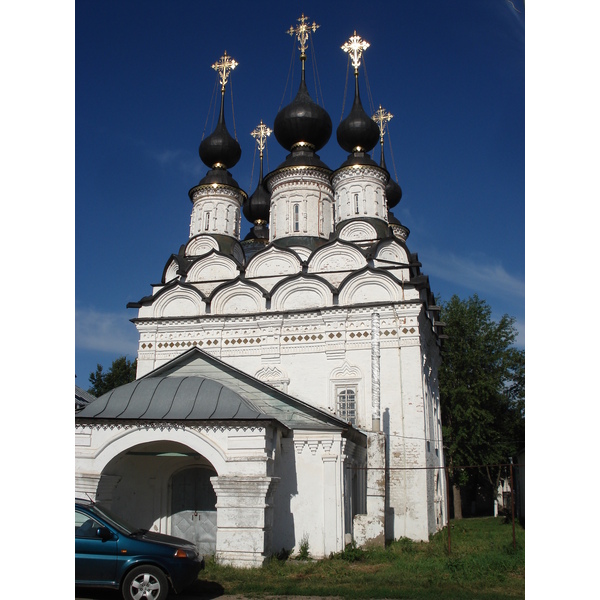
174,548 -> 195,559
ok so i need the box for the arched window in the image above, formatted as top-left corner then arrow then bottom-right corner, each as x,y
337,387 -> 357,425
330,362 -> 362,426
204,212 -> 211,231
354,193 -> 360,214
293,203 -> 300,232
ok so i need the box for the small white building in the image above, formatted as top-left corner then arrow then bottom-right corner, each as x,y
76,21 -> 447,567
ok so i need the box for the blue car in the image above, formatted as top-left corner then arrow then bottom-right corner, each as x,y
75,498 -> 204,600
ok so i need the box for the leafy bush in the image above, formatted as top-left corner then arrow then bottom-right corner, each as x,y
338,540 -> 367,562
297,534 -> 310,560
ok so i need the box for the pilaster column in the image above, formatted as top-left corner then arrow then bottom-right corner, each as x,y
75,472 -> 102,501
322,452 -> 341,556
211,475 -> 280,567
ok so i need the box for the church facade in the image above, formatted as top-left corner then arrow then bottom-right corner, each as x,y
76,19 -> 446,567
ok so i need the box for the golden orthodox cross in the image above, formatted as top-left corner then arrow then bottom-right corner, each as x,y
286,13 -> 320,55
341,31 -> 370,73
211,51 -> 238,91
251,120 -> 272,157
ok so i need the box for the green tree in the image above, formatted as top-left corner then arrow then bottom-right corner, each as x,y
88,356 -> 137,397
439,294 -> 524,519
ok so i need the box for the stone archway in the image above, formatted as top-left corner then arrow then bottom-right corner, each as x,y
76,423 -> 284,566
93,439 -> 220,540
170,465 -> 218,554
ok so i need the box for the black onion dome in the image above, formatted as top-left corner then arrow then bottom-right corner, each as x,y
243,181 -> 271,223
199,93 -> 241,169
243,151 -> 271,224
337,76 -> 380,153
380,142 -> 402,208
386,177 -> 403,209
274,78 -> 332,152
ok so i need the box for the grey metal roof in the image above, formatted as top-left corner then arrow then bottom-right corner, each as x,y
75,376 -> 270,421
75,385 -> 96,411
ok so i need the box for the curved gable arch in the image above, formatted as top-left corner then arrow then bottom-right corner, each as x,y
287,246 -> 311,262
153,283 -> 206,318
185,235 -> 220,258
163,258 -> 180,284
338,220 -> 378,242
373,239 -> 409,265
373,240 -> 411,282
187,252 -> 239,283
270,275 -> 334,311
338,269 -> 402,306
210,279 -> 266,315
245,246 -> 303,280
308,241 -> 367,275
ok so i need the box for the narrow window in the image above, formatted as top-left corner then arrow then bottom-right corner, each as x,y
293,204 -> 300,232
354,193 -> 360,214
234,208 -> 239,236
337,388 -> 357,425
204,212 -> 211,231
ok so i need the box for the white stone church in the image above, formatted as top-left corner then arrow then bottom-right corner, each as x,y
76,19 -> 447,567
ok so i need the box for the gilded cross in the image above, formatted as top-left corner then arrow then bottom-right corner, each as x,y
341,31 -> 370,72
251,120 -> 272,156
373,105 -> 393,141
286,13 -> 320,55
211,51 -> 238,91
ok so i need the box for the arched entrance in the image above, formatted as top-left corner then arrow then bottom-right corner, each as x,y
170,466 -> 218,554
93,438 -> 221,554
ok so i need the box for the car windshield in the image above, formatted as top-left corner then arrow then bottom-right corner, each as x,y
88,503 -> 141,535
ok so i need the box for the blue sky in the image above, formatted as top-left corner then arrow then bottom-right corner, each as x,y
74,0 -> 525,386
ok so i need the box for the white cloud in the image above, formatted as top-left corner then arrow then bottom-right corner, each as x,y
152,148 -> 183,166
423,249 -> 525,301
76,307 -> 138,355
147,147 -> 203,178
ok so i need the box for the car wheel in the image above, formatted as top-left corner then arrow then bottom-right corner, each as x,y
122,565 -> 169,600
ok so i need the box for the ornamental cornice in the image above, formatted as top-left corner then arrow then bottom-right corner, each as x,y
293,437 -> 339,455
74,421 -> 272,433
268,166 -> 333,189
131,300 -> 426,326
190,184 -> 246,204
331,164 -> 387,185
399,337 -> 421,347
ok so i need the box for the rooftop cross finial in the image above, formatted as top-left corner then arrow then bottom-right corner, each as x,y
341,31 -> 370,73
373,105 -> 394,142
251,120 -> 272,158
212,50 -> 238,91
286,13 -> 320,56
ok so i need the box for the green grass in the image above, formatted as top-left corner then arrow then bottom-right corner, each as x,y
198,517 -> 525,599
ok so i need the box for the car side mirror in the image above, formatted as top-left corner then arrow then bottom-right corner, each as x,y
96,527 -> 113,541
